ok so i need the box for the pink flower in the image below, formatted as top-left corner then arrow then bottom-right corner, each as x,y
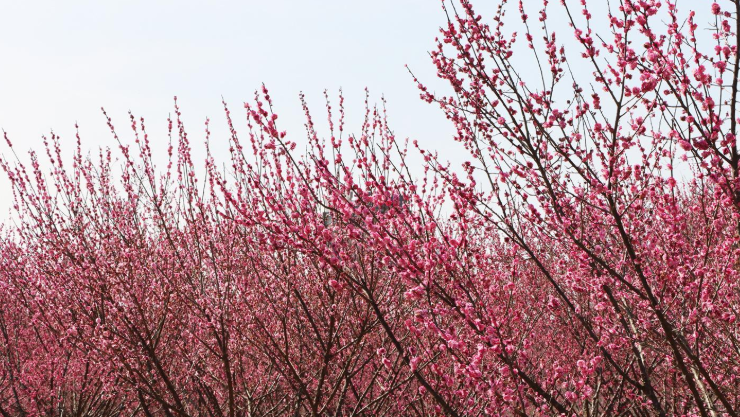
328,279 -> 344,292
497,116 -> 506,125
547,296 -> 561,310
694,140 -> 710,150
711,2 -> 721,15
382,357 -> 392,369
410,356 -> 420,372
722,312 -> 737,324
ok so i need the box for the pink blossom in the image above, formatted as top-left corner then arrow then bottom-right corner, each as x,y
3,2 -> 740,416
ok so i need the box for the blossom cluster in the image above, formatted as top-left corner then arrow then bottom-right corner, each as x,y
2,1 -> 740,416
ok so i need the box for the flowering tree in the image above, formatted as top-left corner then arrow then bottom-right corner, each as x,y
0,104 -> 425,416
403,0 -> 740,415
3,0 -> 740,416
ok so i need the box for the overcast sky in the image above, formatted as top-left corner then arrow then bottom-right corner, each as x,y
1,1 -> 712,221
0,0 -> 466,219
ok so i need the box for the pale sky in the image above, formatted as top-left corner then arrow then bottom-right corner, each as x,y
0,1 -> 711,221
0,0 -> 462,219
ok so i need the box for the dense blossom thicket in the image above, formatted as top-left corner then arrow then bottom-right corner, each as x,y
3,0 -> 740,415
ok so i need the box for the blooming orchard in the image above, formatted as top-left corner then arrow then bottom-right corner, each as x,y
2,0 -> 740,416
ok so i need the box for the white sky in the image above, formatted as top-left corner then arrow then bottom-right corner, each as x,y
0,1 -> 714,221
0,0 -> 462,219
